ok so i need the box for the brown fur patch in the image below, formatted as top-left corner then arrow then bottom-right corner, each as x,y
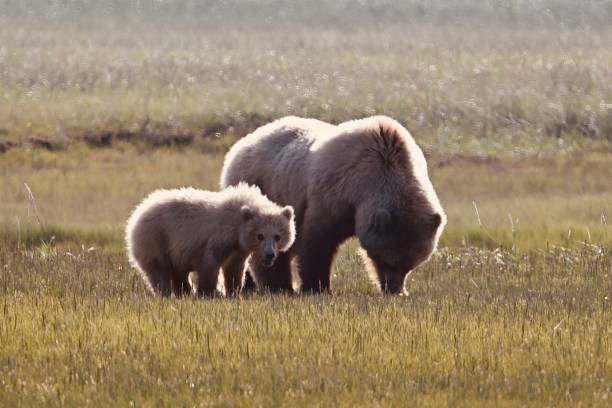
125,183 -> 295,297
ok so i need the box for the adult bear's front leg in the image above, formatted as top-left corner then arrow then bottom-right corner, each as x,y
296,213 -> 351,294
171,274 -> 192,297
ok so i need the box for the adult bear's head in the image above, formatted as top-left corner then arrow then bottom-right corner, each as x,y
357,206 -> 445,295
352,116 -> 446,295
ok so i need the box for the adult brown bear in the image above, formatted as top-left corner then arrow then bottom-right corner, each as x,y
220,116 -> 446,295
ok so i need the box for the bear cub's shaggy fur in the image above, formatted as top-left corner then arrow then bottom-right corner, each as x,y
126,183 -> 295,297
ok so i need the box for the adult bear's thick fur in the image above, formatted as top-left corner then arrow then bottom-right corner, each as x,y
221,116 -> 446,295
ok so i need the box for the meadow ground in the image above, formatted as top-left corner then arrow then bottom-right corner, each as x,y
1,1 -> 612,406
0,140 -> 610,407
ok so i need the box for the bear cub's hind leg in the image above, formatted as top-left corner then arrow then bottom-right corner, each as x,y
247,251 -> 294,294
143,257 -> 174,297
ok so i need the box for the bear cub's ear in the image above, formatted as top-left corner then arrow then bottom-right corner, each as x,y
241,205 -> 254,222
281,206 -> 294,220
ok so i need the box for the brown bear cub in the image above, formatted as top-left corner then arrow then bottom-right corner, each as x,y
126,183 -> 295,297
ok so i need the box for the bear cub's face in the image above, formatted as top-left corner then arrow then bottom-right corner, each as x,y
239,205 -> 296,267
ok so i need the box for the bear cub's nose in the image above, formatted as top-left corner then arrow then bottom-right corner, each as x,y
265,252 -> 275,260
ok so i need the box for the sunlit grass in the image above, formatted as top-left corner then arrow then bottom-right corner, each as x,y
0,243 -> 610,406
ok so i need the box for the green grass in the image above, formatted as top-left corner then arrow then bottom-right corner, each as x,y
1,243 -> 610,406
1,1 -> 612,406
1,147 -> 609,250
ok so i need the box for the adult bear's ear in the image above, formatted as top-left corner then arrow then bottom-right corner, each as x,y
371,209 -> 391,232
281,206 -> 294,220
241,205 -> 254,222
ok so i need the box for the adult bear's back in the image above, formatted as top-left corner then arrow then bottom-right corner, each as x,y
220,116 -> 335,215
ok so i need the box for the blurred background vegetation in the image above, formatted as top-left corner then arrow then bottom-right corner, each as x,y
1,0 -> 611,150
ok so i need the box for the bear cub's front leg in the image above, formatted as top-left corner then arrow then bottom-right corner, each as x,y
195,263 -> 221,297
222,252 -> 249,297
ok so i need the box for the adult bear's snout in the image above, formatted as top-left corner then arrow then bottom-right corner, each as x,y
379,273 -> 409,296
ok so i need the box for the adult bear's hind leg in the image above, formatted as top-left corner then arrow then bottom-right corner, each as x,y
296,234 -> 337,294
171,274 -> 192,297
249,251 -> 294,294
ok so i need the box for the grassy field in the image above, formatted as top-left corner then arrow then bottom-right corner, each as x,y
1,244 -> 610,406
1,1 -> 611,406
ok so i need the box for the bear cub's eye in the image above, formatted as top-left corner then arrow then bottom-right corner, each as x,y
257,234 -> 264,241
274,234 -> 281,242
